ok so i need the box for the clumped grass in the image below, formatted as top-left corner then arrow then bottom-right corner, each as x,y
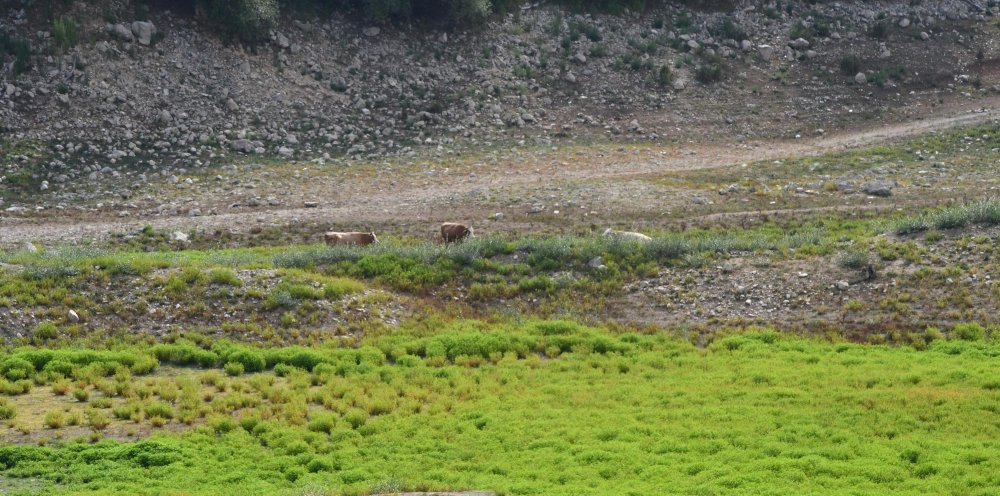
838,249 -> 871,269
0,326 -> 998,494
891,198 -> 1000,235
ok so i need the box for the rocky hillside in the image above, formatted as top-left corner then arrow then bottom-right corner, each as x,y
0,0 -> 996,207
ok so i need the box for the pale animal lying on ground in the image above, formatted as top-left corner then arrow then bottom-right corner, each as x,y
441,222 -> 475,243
324,231 -> 378,246
602,228 -> 653,243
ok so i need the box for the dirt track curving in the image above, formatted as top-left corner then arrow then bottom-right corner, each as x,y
2,99 -> 999,248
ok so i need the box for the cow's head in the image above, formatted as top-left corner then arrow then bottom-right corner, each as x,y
370,232 -> 379,244
468,227 -> 475,238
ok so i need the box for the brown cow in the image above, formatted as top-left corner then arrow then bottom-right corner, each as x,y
441,222 -> 474,243
324,231 -> 378,246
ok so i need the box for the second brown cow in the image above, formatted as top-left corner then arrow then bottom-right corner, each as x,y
441,222 -> 474,243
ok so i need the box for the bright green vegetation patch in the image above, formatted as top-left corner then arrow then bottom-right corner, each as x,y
1,324 -> 1000,495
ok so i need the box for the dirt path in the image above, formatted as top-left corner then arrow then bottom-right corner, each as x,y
2,102 -> 998,247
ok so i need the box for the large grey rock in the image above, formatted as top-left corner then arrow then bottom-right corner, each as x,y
231,139 -> 254,153
855,72 -> 867,84
758,45 -> 774,60
110,23 -> 133,41
789,38 -> 810,49
131,21 -> 156,46
861,179 -> 895,197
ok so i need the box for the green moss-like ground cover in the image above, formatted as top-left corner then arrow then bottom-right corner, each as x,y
0,325 -> 998,495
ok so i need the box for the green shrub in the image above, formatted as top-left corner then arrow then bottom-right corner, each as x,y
869,20 -> 890,40
712,19 -> 747,41
307,414 -> 337,434
151,344 -> 219,368
951,323 -> 986,342
0,400 -> 15,420
34,321 -> 58,340
323,278 -> 364,299
73,388 -> 89,402
52,17 -> 79,54
145,402 -> 174,420
0,33 -> 32,76
208,269 -> 242,287
696,60 -> 724,84
657,65 -> 672,87
203,0 -> 279,45
838,249 -> 870,270
839,55 -> 862,76
44,410 -> 65,429
222,349 -> 266,373
1,358 -> 34,381
224,361 -> 246,376
42,360 -> 75,377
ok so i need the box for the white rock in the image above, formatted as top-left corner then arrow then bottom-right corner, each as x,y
130,21 -> 156,46
899,18 -> 911,28
172,231 -> 189,243
23,241 -> 38,253
67,309 -> 80,323
855,72 -> 867,84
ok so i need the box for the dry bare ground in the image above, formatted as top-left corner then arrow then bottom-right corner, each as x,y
2,96 -> 999,247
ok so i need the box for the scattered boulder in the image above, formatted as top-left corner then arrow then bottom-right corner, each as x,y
789,38 -> 810,49
110,23 -> 134,41
231,139 -> 254,153
855,72 -> 867,84
131,21 -> 156,46
860,179 -> 895,197
758,45 -> 774,60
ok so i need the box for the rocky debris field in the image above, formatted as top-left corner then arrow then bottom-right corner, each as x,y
1,0 -> 999,215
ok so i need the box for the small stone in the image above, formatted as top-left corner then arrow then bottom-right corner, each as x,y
898,18 -> 911,28
855,72 -> 867,84
758,45 -> 774,60
23,241 -> 38,253
303,201 -> 319,208
789,38 -> 810,49
67,309 -> 80,323
172,231 -> 189,243
363,26 -> 380,37
836,280 -> 850,291
588,256 -> 606,269
920,31 -> 930,40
